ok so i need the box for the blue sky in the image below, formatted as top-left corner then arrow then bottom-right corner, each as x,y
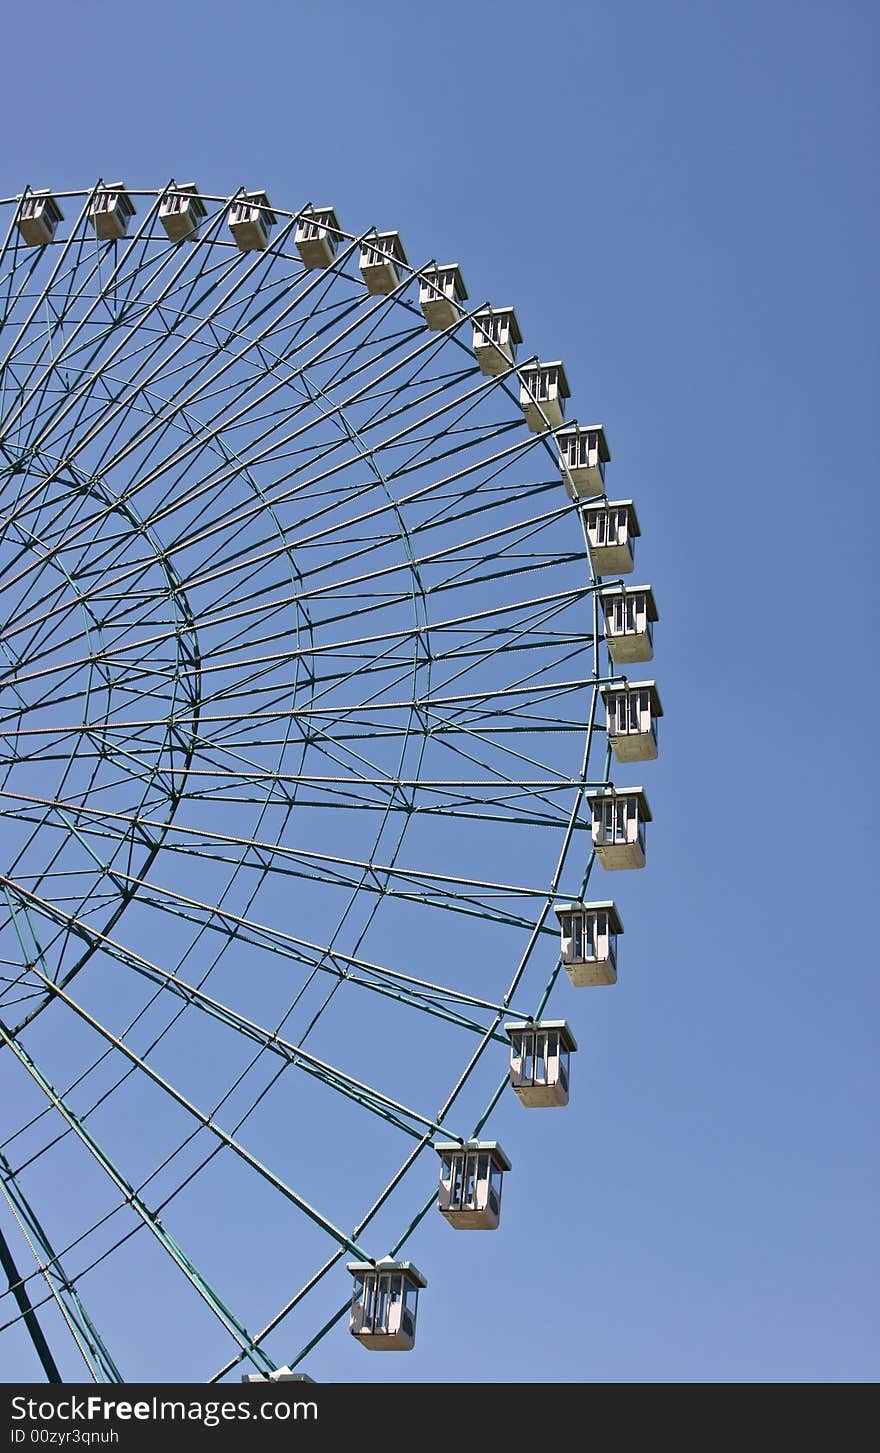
0,0 -> 877,1384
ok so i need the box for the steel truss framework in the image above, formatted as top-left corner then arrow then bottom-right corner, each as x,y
0,182 -> 617,1381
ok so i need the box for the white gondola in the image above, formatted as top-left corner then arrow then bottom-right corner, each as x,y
295,206 -> 340,269
159,183 -> 207,243
90,184 -> 135,241
601,681 -> 663,763
583,499 -> 640,576
504,1019 -> 577,1107
557,423 -> 611,499
599,584 -> 658,664
347,1258 -> 426,1351
472,306 -> 521,375
242,1370 -> 315,1382
419,264 -> 467,330
16,190 -> 64,247
554,901 -> 623,986
435,1141 -> 510,1229
519,361 -> 570,433
359,231 -> 407,295
228,191 -> 276,252
587,785 -> 652,870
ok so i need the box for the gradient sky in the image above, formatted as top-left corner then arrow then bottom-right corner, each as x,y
1,0 -> 877,1384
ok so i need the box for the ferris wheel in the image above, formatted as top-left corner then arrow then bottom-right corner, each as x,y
0,181 -> 660,1383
